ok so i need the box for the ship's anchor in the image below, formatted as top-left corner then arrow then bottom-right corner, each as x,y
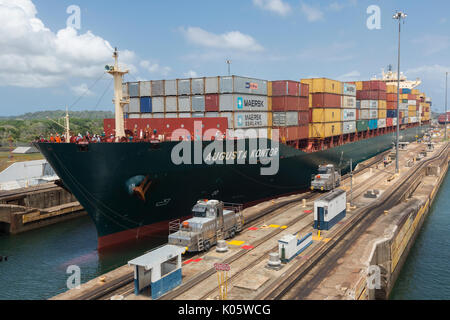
133,176 -> 152,202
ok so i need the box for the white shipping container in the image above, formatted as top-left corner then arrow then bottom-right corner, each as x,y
286,111 -> 299,126
192,95 -> 206,112
360,109 -> 369,119
342,121 -> 356,134
393,118 -> 397,126
220,76 -> 268,95
205,77 -> 219,94
191,78 -> 205,95
341,109 -> 356,121
369,100 -> 378,109
342,96 -> 356,108
178,96 -> 191,112
139,81 -> 151,97
219,94 -> 268,112
129,114 -> 141,119
234,112 -> 268,128
129,82 -> 139,97
153,113 -> 164,118
378,118 -> 386,128
178,113 -> 192,118
152,97 -> 165,113
166,113 -> 178,118
408,100 -> 416,105
409,117 -> 418,123
220,112 -> 233,128
192,112 -> 204,118
273,112 -> 286,126
399,103 -> 408,110
141,114 -> 152,119
342,83 -> 356,96
228,127 -> 270,139
123,104 -> 129,113
151,80 -> 164,96
369,110 -> 378,119
177,79 -> 191,95
165,96 -> 178,112
360,100 -> 370,109
206,112 -> 220,118
165,80 -> 177,96
129,98 -> 140,113
122,83 -> 129,97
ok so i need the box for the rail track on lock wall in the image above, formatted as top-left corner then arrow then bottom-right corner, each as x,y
256,142 -> 449,300
73,149 -> 392,300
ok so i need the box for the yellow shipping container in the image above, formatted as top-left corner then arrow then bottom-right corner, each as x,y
301,78 -> 342,94
411,89 -> 419,95
387,85 -> 396,94
355,81 -> 363,91
378,100 -> 386,109
309,122 -> 342,138
268,111 -> 273,126
311,108 -> 341,123
408,110 -> 417,117
400,94 -> 408,100
379,109 -> 387,118
268,82 -> 272,97
408,105 -> 417,112
268,97 -> 272,111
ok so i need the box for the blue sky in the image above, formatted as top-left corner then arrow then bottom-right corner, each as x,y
0,0 -> 449,116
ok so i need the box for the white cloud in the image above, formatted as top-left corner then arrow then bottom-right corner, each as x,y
300,2 -> 324,22
183,70 -> 198,78
337,70 -> 361,81
0,0 -> 136,88
252,0 -> 291,16
180,26 -> 264,52
140,60 -> 171,76
70,83 -> 94,96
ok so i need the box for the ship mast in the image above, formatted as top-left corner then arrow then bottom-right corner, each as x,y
65,107 -> 70,143
107,48 -> 129,141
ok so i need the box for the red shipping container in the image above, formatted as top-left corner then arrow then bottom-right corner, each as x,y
386,118 -> 393,127
300,83 -> 309,97
387,93 -> 397,102
408,94 -> 415,100
272,96 -> 300,111
311,93 -> 341,108
104,117 -> 228,138
370,80 -> 387,91
387,101 -> 398,109
357,90 -> 370,100
282,125 -> 308,141
298,110 -> 309,125
362,81 -> 371,91
299,96 -> 309,110
271,80 -> 300,96
205,94 -> 219,112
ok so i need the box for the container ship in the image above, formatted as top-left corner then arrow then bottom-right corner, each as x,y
35,50 -> 432,249
438,112 -> 449,125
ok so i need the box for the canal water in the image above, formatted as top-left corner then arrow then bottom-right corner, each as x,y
0,172 -> 449,300
0,216 -> 166,300
390,171 -> 450,299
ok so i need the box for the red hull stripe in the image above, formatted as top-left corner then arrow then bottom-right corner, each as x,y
97,216 -> 191,250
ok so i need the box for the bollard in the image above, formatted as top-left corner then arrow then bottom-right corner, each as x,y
302,199 -> 306,208
267,252 -> 281,269
111,295 -> 124,300
216,240 -> 228,253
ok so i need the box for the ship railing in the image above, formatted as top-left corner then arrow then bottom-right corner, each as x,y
169,219 -> 181,234
223,202 -> 243,214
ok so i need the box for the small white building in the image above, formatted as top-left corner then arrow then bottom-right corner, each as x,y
278,232 -> 313,263
12,146 -> 39,154
313,188 -> 346,230
128,244 -> 185,299
0,160 -> 58,191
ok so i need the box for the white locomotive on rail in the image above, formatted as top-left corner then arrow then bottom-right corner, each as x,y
168,200 -> 244,252
310,164 -> 341,191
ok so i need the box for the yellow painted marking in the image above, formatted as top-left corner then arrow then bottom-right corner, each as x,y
268,224 -> 280,228
227,240 -> 245,246
323,238 -> 331,243
280,226 -> 287,229
312,235 -> 322,241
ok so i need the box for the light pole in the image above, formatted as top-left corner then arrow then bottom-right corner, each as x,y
446,71 -> 448,140
226,60 -> 232,76
393,11 -> 407,173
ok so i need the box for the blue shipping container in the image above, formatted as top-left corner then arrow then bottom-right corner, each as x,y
401,88 -> 411,94
140,97 -> 152,113
387,110 -> 397,118
368,119 -> 378,130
